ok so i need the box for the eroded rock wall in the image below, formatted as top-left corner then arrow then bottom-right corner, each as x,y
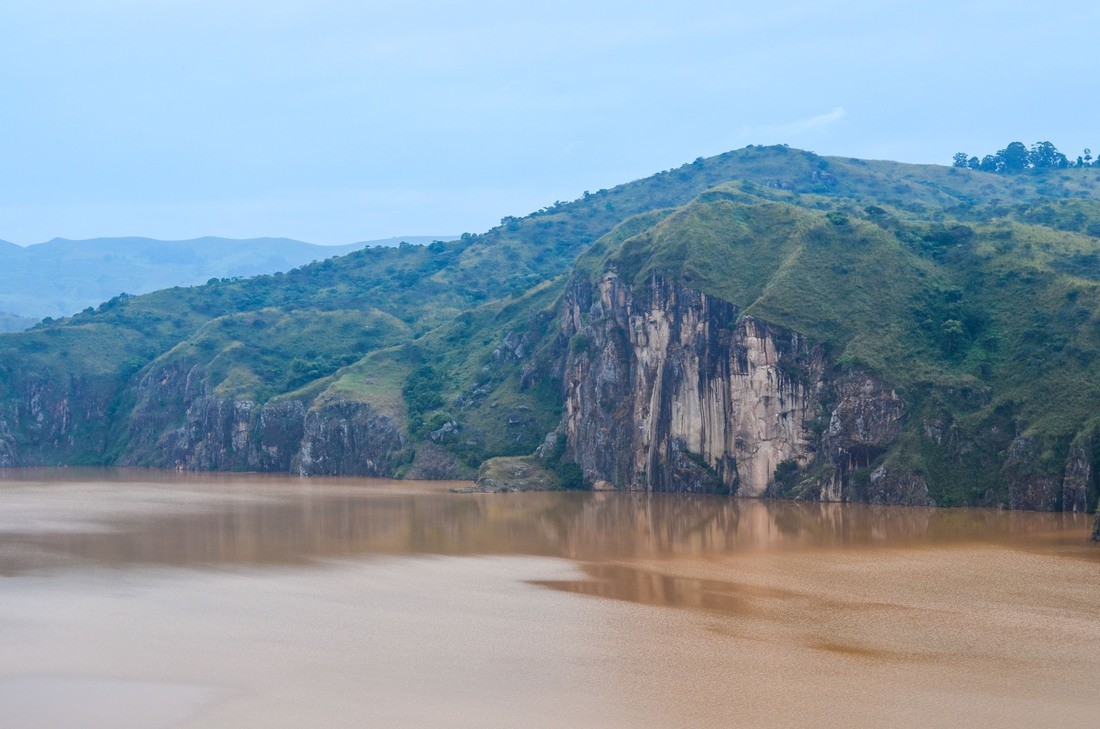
0,418 -> 15,467
121,360 -> 404,476
1060,436 -> 1092,514
560,273 -> 825,495
558,273 -> 938,506
555,272 -> 1098,513
802,373 -> 916,503
0,373 -> 116,466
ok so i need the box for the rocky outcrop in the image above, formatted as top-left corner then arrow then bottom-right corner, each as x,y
0,418 -> 15,467
0,373 -> 117,465
560,273 -> 825,495
121,361 -> 404,476
1003,435 -> 1061,511
469,456 -> 558,492
1000,433 -> 1096,513
867,466 -> 932,506
292,399 -> 404,476
803,373 -> 911,502
1061,436 -> 1092,514
558,272 -> 935,504
402,444 -> 465,480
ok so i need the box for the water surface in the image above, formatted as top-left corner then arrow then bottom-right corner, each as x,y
1,468 -> 1097,728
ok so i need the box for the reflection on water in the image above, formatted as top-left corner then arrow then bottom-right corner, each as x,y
0,468 -> 1094,575
532,563 -> 800,615
2,469 -> 1099,729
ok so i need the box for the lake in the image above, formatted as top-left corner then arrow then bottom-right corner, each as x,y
1,468 -> 1097,728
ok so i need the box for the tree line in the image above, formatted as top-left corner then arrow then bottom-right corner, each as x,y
952,141 -> 1092,173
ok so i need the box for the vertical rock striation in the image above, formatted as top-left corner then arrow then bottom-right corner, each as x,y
556,271 -> 1095,513
560,273 -> 825,495
0,373 -> 117,466
120,360 -> 404,475
0,417 -> 15,467
557,273 -> 936,505
1060,436 -> 1092,514
807,373 -> 918,503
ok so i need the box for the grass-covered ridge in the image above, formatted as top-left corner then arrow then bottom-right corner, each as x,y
573,180 -> 1100,506
1,144 -> 1099,506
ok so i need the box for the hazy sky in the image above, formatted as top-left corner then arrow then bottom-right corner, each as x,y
2,1 -> 1097,245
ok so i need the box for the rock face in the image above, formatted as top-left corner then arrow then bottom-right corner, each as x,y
121,361 -> 404,476
804,373 -> 915,503
1003,435 -> 1063,511
471,456 -> 558,492
1060,437 -> 1092,514
1000,434 -> 1098,512
560,273 -> 825,496
866,466 -> 932,507
0,268 -> 1096,519
558,273 -> 931,504
555,272 -> 1100,512
0,418 -> 15,467
0,372 -> 118,466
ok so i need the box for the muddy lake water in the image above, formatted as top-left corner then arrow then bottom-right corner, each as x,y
1,468 -> 1097,728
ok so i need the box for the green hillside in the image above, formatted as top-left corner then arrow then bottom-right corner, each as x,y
0,235 -> 454,322
1,145 -> 1099,511
572,185 -> 1100,505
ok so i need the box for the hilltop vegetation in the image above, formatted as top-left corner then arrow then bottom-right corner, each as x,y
572,182 -> 1100,506
0,235 -> 454,323
953,140 -> 1094,173
1,145 -> 1099,512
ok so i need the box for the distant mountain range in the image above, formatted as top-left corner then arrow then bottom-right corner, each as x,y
0,235 -> 454,327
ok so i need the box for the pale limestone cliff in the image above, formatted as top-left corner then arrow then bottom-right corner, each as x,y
554,271 -> 1099,512
561,273 -> 825,496
556,272 -> 949,505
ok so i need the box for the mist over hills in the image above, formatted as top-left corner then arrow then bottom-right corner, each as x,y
1,145 -> 1099,530
0,235 -> 455,324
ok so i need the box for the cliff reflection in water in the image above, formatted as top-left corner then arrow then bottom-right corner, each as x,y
0,470 -> 1092,574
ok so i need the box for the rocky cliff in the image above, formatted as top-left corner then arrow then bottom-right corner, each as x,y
558,273 -> 916,501
1,145 -> 1098,527
555,272 -> 1094,511
0,418 -> 16,467
559,273 -> 824,495
2,267 -> 1095,518
119,361 -> 404,476
0,372 -> 118,467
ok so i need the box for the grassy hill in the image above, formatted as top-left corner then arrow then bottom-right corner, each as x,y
1,145 -> 1099,511
571,183 -> 1100,505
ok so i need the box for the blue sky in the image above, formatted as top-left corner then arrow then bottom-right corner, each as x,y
2,1 -> 1097,245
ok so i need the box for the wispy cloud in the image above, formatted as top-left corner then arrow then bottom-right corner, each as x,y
783,106 -> 846,134
738,107 -> 847,141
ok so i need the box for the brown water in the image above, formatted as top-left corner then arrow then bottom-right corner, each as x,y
1,468 -> 1098,728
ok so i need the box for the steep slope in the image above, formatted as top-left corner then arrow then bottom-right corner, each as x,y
0,146 -> 1098,524
554,189 -> 1100,512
